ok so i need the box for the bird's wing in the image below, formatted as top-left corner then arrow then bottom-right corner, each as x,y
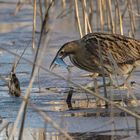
82,33 -> 140,65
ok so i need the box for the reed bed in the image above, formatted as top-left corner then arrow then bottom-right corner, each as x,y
0,0 -> 140,140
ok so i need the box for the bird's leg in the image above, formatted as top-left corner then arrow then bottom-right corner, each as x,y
92,76 -> 103,107
117,66 -> 136,89
106,74 -> 114,86
124,82 -> 139,105
97,75 -> 115,88
66,87 -> 74,109
112,66 -> 138,105
123,66 -> 138,103
126,66 -> 136,82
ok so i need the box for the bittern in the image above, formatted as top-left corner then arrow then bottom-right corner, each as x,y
8,72 -> 21,97
50,32 -> 140,82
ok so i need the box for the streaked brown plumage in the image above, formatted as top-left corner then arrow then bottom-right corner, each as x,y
50,32 -> 140,78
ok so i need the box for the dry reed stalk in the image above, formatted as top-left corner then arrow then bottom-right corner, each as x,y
13,0 -> 24,16
86,16 -> 92,33
9,78 -> 34,140
2,47 -> 140,120
82,0 -> 88,34
99,0 -> 104,31
14,0 -> 34,15
105,0 -> 111,31
82,0 -> 92,34
44,0 -> 48,10
84,1 -> 92,33
96,0 -> 99,31
32,0 -> 37,49
101,0 -> 105,21
74,0 -> 83,37
115,0 -> 124,35
37,67 -> 41,92
15,44 -> 29,69
39,0 -> 43,22
56,7 -> 73,19
127,0 -> 136,37
30,103 -> 73,140
39,129 -> 46,140
13,0 -> 30,16
121,1 -> 128,20
102,0 -> 106,30
136,0 -> 140,14
135,117 -> 140,135
62,0 -> 66,9
129,0 -> 136,30
107,0 -> 115,33
0,121 -> 11,133
17,101 -> 27,140
114,2 -> 118,33
109,87 -> 117,140
88,0 -> 93,31
102,0 -> 107,29
9,2 -> 54,139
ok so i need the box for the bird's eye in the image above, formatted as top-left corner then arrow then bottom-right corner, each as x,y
59,50 -> 65,56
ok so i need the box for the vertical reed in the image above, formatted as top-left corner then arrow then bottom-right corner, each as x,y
136,0 -> 140,14
62,0 -> 66,9
127,0 -> 136,37
96,0 -> 99,31
74,0 -> 83,37
107,0 -> 115,33
82,0 -> 92,34
82,0 -> 88,34
88,0 -> 93,31
115,0 -> 123,35
99,0 -> 104,31
39,0 -> 43,22
32,0 -> 37,49
105,0 -> 111,31
114,2 -> 118,33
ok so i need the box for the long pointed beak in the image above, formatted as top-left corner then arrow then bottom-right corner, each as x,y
50,54 -> 58,70
50,56 -> 68,70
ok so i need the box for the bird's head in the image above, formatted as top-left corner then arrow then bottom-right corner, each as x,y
50,41 -> 79,70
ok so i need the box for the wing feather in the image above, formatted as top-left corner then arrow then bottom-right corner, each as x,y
81,33 -> 140,65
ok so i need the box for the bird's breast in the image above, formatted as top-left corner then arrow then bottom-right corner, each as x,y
69,52 -> 104,73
